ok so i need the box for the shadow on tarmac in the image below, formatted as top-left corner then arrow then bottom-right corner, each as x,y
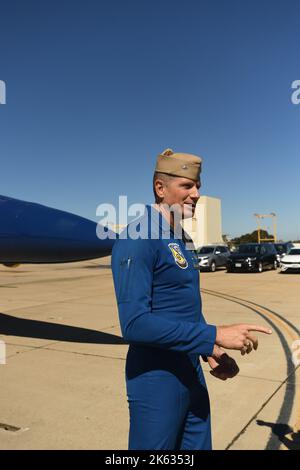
256,419 -> 300,450
0,312 -> 125,344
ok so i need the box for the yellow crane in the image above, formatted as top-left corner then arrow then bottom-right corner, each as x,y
253,213 -> 277,243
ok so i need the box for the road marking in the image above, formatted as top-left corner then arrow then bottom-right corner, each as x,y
202,288 -> 300,450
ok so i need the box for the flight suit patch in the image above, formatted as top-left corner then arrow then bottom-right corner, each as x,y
168,243 -> 188,269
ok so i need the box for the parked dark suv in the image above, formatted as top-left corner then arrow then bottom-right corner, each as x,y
227,243 -> 278,273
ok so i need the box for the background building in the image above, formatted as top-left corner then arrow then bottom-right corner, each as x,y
182,195 -> 223,249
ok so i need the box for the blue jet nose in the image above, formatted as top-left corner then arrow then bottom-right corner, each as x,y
0,195 -> 116,264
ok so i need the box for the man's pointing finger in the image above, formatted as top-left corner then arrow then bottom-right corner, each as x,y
245,325 -> 272,335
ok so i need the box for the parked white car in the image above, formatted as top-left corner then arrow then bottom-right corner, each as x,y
280,248 -> 300,273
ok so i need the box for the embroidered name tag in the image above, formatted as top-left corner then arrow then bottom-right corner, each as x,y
168,243 -> 188,269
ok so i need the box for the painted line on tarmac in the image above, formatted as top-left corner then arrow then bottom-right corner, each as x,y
202,288 -> 300,450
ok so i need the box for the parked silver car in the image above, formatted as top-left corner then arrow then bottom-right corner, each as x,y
280,247 -> 300,273
197,245 -> 231,272
273,242 -> 294,264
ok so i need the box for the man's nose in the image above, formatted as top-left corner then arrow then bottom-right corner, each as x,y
190,187 -> 200,199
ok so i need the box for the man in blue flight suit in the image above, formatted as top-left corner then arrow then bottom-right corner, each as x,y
112,148 -> 272,450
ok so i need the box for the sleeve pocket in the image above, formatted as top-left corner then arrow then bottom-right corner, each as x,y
117,257 -> 134,303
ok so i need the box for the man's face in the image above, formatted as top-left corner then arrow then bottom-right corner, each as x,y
158,176 -> 201,218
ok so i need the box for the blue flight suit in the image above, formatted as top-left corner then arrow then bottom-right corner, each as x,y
111,205 -> 216,450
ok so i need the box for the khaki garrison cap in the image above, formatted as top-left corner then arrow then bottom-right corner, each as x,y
155,148 -> 202,181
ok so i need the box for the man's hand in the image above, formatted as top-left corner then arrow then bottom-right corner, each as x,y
216,324 -> 272,355
207,345 -> 239,381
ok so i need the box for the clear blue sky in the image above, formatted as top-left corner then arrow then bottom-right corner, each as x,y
0,0 -> 299,240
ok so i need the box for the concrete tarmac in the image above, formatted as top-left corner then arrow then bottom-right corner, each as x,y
0,258 -> 300,450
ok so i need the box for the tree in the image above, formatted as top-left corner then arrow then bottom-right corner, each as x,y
231,230 -> 273,246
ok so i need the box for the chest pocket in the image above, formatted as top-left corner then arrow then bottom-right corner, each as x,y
117,257 -> 134,303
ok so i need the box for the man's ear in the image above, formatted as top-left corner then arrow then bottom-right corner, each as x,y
154,179 -> 165,199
